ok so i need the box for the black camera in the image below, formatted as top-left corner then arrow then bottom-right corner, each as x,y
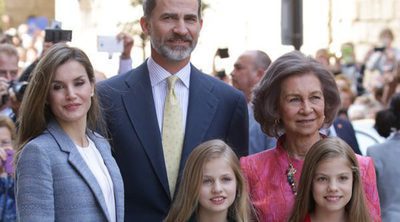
216,48 -> 229,58
374,46 -> 386,52
1,80 -> 28,105
45,29 -> 72,43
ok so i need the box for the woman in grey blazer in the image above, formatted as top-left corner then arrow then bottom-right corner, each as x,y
15,43 -> 124,222
367,92 -> 400,222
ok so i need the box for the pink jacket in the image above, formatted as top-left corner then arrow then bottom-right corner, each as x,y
240,136 -> 381,222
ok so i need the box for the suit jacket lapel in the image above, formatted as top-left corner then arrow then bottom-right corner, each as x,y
181,67 -> 218,170
47,120 -> 111,221
88,132 -> 124,221
120,63 -> 170,197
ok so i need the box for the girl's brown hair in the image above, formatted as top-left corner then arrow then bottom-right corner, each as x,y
289,137 -> 372,222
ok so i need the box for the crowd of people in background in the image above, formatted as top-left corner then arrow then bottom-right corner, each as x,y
0,0 -> 398,221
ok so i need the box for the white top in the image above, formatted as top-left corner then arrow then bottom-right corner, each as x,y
76,138 -> 116,222
147,57 -> 190,132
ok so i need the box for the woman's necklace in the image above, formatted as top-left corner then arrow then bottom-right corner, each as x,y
286,151 -> 298,196
285,135 -> 323,196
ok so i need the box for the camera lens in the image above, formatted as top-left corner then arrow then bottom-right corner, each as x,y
12,81 -> 28,102
8,80 -> 28,102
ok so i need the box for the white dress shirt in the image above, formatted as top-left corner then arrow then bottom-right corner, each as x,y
147,57 -> 190,133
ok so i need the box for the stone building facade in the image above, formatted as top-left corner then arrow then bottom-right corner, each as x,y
4,0 -> 54,28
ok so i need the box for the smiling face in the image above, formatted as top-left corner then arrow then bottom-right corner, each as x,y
198,156 -> 237,218
140,0 -> 203,63
48,60 -> 94,128
312,157 -> 353,217
279,73 -> 325,138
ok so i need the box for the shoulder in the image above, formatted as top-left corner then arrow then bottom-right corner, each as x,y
97,61 -> 148,91
366,137 -> 400,155
356,154 -> 373,166
366,143 -> 384,156
17,132 -> 57,170
240,148 -> 277,172
192,66 -> 244,99
21,132 -> 56,154
97,71 -> 131,91
355,154 -> 375,177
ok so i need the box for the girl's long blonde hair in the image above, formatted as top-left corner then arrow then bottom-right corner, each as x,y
164,139 -> 253,222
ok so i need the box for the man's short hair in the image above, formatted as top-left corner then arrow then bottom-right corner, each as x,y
143,0 -> 202,19
0,43 -> 19,60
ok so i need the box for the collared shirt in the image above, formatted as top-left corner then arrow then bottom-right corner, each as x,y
147,57 -> 190,132
320,125 -> 337,137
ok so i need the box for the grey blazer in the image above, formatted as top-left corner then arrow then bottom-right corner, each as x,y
367,132 -> 400,222
15,120 -> 124,222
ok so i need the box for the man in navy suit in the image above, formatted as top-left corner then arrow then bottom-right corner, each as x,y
323,117 -> 361,155
331,117 -> 362,154
97,0 -> 248,221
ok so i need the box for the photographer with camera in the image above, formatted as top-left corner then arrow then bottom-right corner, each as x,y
363,28 -> 400,106
0,43 -> 22,121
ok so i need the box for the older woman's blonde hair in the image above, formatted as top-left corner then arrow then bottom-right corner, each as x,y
164,139 -> 253,222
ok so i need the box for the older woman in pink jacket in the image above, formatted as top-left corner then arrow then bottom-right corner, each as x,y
240,51 -> 381,222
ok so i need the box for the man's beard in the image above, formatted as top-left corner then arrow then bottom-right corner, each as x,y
150,33 -> 197,61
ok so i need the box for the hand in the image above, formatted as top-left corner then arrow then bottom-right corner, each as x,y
0,146 -> 14,175
0,148 -> 7,163
0,145 -> 11,166
0,77 -> 10,107
8,88 -> 21,115
117,32 -> 134,59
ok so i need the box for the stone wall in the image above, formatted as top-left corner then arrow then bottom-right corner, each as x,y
322,0 -> 400,59
5,0 -> 54,28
